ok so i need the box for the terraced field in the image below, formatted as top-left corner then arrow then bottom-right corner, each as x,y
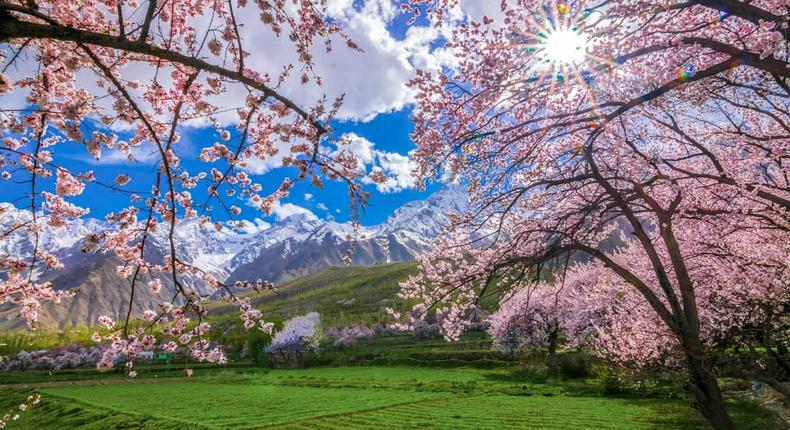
1,366 -> 780,429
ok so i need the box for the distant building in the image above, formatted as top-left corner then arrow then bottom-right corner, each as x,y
136,351 -> 154,361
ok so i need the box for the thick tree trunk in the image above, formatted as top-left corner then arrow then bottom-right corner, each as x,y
685,343 -> 736,430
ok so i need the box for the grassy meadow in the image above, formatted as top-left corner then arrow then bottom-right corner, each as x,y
0,265 -> 783,429
0,365 -> 781,430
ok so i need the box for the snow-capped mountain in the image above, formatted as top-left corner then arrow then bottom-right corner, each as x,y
226,184 -> 468,284
0,186 -> 468,329
0,205 -> 104,263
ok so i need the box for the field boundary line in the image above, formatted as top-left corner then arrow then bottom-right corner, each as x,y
32,389 -> 214,429
0,375 -> 189,389
259,393 -> 471,430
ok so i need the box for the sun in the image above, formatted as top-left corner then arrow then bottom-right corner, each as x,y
507,3 -> 598,74
539,27 -> 589,66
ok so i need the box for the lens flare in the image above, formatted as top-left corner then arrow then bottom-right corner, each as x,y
677,63 -> 696,81
539,27 -> 589,65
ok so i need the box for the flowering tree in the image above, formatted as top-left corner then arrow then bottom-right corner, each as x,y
0,343 -> 108,372
490,234 -> 788,394
488,282 -> 567,366
398,1 -> 789,428
266,311 -> 321,365
0,0 -> 367,372
326,323 -> 375,347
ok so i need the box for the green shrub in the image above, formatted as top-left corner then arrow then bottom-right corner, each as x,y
556,353 -> 591,379
602,374 -> 624,395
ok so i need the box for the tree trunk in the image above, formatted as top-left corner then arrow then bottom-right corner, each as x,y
684,343 -> 736,430
547,325 -> 559,377
770,343 -> 790,376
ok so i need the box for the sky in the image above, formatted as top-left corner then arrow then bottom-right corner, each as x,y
0,1 -> 503,227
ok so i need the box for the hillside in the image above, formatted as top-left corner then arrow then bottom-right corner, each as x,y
210,262 -> 417,327
0,186 -> 466,330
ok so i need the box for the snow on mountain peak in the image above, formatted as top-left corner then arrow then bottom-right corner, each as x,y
1,185 -> 470,288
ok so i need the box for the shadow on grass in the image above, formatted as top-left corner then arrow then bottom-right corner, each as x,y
484,367 -> 785,430
621,397 -> 785,430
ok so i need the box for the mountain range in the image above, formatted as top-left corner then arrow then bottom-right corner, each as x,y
0,186 -> 467,329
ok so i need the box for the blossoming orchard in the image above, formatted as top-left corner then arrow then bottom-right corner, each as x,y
0,1 -> 788,429
395,1 -> 789,429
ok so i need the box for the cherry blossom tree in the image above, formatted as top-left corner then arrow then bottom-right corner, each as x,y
398,1 -> 789,428
0,0 -> 370,373
488,281 -> 568,371
489,233 -> 788,398
266,311 -> 321,365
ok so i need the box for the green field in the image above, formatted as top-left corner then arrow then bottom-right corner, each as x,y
0,266 -> 783,429
0,366 -> 780,429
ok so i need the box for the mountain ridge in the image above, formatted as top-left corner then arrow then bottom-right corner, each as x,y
0,185 -> 467,329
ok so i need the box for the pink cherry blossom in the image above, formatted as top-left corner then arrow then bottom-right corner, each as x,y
402,2 -> 789,428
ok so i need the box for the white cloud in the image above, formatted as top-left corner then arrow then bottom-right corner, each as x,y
79,143 -> 160,165
212,0 -> 457,122
304,193 -> 314,201
270,201 -> 317,221
3,1 -> 453,127
317,202 -> 328,211
453,0 -> 507,23
337,132 -> 376,165
233,218 -> 271,234
240,138 -> 296,175
333,132 -> 418,194
369,149 -> 418,193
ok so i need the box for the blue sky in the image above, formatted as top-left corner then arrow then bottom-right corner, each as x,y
0,1 -> 460,227
0,106 -> 440,226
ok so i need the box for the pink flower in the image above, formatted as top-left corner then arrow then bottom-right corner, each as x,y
114,174 -> 131,186
97,315 -> 115,329
140,310 -> 157,321
55,168 -> 85,196
0,72 -> 11,94
148,279 -> 163,294
162,341 -> 178,352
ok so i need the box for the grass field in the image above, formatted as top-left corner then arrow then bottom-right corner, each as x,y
0,266 -> 783,429
0,366 -> 781,429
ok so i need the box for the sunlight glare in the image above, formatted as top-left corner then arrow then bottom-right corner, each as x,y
540,27 -> 589,65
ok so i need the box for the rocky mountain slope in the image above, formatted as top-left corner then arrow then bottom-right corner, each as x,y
0,186 -> 467,329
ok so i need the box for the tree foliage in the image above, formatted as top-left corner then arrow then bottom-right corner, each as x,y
0,0 -> 369,373
397,1 -> 789,428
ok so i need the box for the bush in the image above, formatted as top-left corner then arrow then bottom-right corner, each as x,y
325,324 -> 374,348
602,374 -> 624,395
412,320 -> 441,339
556,353 -> 591,379
245,330 -> 274,365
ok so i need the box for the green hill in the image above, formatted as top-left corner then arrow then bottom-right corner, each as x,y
209,262 -> 417,327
